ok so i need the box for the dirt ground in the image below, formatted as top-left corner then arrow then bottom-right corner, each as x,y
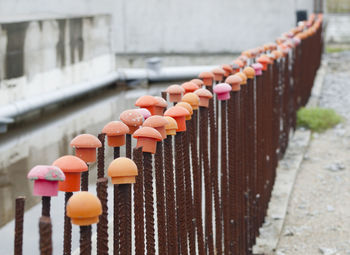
275,52 -> 350,255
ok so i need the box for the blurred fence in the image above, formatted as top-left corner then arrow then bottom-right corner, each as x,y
13,13 -> 323,255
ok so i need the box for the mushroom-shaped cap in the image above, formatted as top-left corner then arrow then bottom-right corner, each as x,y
108,157 -> 138,184
236,72 -> 247,85
164,105 -> 190,118
176,102 -> 193,116
233,59 -> 245,68
213,83 -> 232,93
252,63 -> 263,76
102,121 -> 129,136
28,165 -> 65,181
243,67 -> 256,79
257,55 -> 272,64
166,84 -> 184,94
238,55 -> 248,65
181,82 -> 199,94
164,116 -> 178,135
198,71 -> 214,79
221,64 -> 234,77
225,75 -> 242,91
241,50 -> 252,58
271,50 -> 283,59
213,83 -> 232,100
136,108 -> 152,120
135,95 -> 158,107
70,134 -> 102,148
120,110 -> 144,127
133,126 -> 162,141
194,88 -> 213,108
181,93 -> 200,110
231,63 -> 240,71
194,88 -> 213,99
143,115 -> 169,128
154,96 -> 168,108
52,155 -> 88,173
198,71 -> 215,86
190,79 -> 204,87
66,192 -> 102,226
211,67 -> 225,81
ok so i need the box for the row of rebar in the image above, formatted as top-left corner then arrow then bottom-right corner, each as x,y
14,14 -> 323,255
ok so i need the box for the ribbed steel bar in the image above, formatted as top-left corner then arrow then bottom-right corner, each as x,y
113,147 -> 120,255
155,142 -> 167,255
207,86 -> 220,255
174,132 -> 188,254
163,135 -> 178,255
133,147 -> 144,255
14,196 -> 25,255
39,216 -> 52,255
63,192 -> 73,255
42,196 -> 51,217
143,152 -> 155,255
97,178 -> 109,255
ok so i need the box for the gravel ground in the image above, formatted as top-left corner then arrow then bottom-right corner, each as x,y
275,51 -> 350,255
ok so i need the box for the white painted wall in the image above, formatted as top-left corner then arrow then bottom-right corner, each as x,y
0,0 -> 314,54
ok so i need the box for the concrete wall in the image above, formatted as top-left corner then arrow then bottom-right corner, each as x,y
0,0 -> 314,55
0,15 -> 114,106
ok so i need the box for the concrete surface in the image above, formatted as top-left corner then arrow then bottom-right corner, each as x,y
253,57 -> 327,254
275,51 -> 350,255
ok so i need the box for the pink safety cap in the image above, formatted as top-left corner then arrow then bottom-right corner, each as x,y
252,63 -> 263,76
213,83 -> 232,101
27,165 -> 65,197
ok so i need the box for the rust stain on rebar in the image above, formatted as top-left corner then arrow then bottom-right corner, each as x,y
63,192 -> 73,255
97,133 -> 106,179
190,111 -> 205,255
39,216 -> 52,255
144,152 -> 155,255
207,86 -> 221,254
97,178 -> 109,255
155,142 -> 167,254
14,196 -> 25,255
113,146 -> 120,255
174,133 -> 188,255
133,147 -> 144,255
41,196 -> 51,217
164,135 -> 178,255
199,106 -> 214,255
80,225 -> 92,255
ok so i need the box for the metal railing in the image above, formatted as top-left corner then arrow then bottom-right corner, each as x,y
12,13 -> 323,255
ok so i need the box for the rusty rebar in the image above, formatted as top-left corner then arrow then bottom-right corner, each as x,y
182,129 -> 196,255
119,134 -> 132,254
199,106 -> 214,255
133,147 -> 144,255
164,135 -> 178,255
190,111 -> 205,255
155,141 -> 167,255
117,183 -> 131,255
80,226 -> 91,255
113,147 -> 120,255
42,196 -> 51,217
39,216 -> 52,255
221,100 -> 230,253
97,178 -> 108,255
174,132 -> 188,255
81,166 -> 89,191
14,196 -> 25,255
63,192 -> 73,255
97,133 -> 106,179
228,92 -> 240,254
207,86 -> 220,255
143,151 -> 155,255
